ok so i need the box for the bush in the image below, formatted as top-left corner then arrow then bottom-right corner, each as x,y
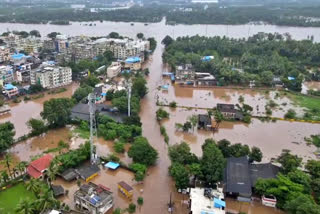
284,109 -> 297,119
128,203 -> 136,213
130,163 -> 147,181
114,142 -> 125,153
137,197 -> 144,205
169,101 -> 177,108
156,108 -> 169,121
128,137 -> 158,166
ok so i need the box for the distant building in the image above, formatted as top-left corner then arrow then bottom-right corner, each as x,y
27,154 -> 53,179
4,83 -> 19,98
107,62 -> 122,78
175,64 -> 195,84
118,181 -> 133,199
0,65 -> 14,84
74,182 -> 113,214
76,164 -> 100,182
30,64 -> 72,88
192,0 -> 218,3
224,156 -> 280,202
10,53 -> 27,65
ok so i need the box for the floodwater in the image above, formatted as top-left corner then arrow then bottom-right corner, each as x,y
226,198 -> 284,214
302,81 -> 320,94
160,107 -> 320,162
157,83 -> 303,118
1,18 -> 320,42
0,83 -> 79,137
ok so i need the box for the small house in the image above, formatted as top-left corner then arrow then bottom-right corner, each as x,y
27,154 -> 53,179
124,57 -> 141,70
198,114 -> 212,130
4,84 -> 19,98
51,185 -> 65,197
118,181 -> 133,198
217,104 -> 237,119
60,168 -> 77,181
76,164 -> 100,182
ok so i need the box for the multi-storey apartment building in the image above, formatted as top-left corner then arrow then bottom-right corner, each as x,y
30,63 -> 72,88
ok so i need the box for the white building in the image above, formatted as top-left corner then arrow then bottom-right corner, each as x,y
189,188 -> 226,214
192,0 -> 218,3
31,64 -> 72,89
107,62 -> 122,78
0,65 -> 14,84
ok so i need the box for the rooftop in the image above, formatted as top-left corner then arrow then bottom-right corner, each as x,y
190,188 -> 225,214
76,164 -> 100,180
217,103 -> 237,113
27,154 -> 53,178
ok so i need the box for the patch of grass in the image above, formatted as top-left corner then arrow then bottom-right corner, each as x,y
286,92 -> 320,121
74,126 -> 90,139
0,182 -> 36,214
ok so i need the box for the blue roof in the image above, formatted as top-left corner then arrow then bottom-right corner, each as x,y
4,84 -> 15,90
121,70 -> 131,74
201,211 -> 215,214
171,74 -> 175,81
11,53 -> 26,59
288,76 -> 295,80
202,56 -> 214,62
125,57 -> 141,64
101,92 -> 107,96
105,162 -> 120,170
213,198 -> 226,208
161,85 -> 169,90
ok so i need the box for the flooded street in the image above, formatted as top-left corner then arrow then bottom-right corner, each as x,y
0,83 -> 79,137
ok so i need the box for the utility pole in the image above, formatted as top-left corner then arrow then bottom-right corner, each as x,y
168,192 -> 174,213
88,93 -> 97,164
127,79 -> 132,117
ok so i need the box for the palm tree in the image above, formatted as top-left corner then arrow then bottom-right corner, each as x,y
1,153 -> 13,178
1,170 -> 9,184
26,178 -> 40,195
45,160 -> 59,187
35,189 -> 57,213
15,199 -> 35,214
17,161 -> 28,176
188,114 -> 198,132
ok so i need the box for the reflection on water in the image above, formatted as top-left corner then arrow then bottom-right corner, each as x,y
226,198 -> 284,214
0,83 -> 79,138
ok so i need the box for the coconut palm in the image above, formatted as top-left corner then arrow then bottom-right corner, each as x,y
45,160 -> 60,187
1,170 -> 9,184
188,114 -> 198,132
26,178 -> 41,195
15,199 -> 35,214
17,161 -> 28,176
0,153 -> 13,178
35,189 -> 58,213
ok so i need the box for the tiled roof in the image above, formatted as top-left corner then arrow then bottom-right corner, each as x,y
27,154 -> 53,178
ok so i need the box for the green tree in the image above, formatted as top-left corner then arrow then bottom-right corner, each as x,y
128,137 -> 158,166
162,35 -> 173,47
114,142 -> 125,153
147,37 -> 157,52
168,142 -> 198,164
169,163 -> 189,190
249,147 -> 263,162
132,77 -> 147,98
288,170 -> 312,194
137,197 -> 144,206
113,208 -> 122,214
187,163 -> 202,178
156,108 -> 169,121
188,115 -> 198,132
15,199 -> 35,214
41,98 -> 74,127
72,85 -> 93,102
0,122 -> 15,153
130,163 -> 147,182
83,75 -> 100,87
277,151 -> 302,174
1,170 -> 9,183
108,32 -> 120,38
137,33 -> 144,39
306,160 -> 320,179
30,30 -> 41,37
128,203 -> 136,213
26,178 -> 41,195
182,121 -> 192,132
284,194 -> 320,214
201,139 -> 225,185
27,118 -> 47,136
1,153 -> 13,178
47,32 -> 60,39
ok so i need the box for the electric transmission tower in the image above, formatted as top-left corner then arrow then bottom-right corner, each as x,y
88,93 -> 98,164
127,79 -> 132,117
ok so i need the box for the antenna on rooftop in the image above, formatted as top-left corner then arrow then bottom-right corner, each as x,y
88,93 -> 97,164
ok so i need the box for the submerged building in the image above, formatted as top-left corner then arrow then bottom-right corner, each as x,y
74,182 -> 113,214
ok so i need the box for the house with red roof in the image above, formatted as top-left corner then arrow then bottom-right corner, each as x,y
27,154 -> 53,179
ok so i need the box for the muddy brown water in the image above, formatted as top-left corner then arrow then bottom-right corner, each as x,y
0,83 -> 79,138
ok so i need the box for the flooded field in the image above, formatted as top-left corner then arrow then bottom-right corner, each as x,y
0,83 -> 79,138
160,107 -> 320,162
157,82 -> 305,118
